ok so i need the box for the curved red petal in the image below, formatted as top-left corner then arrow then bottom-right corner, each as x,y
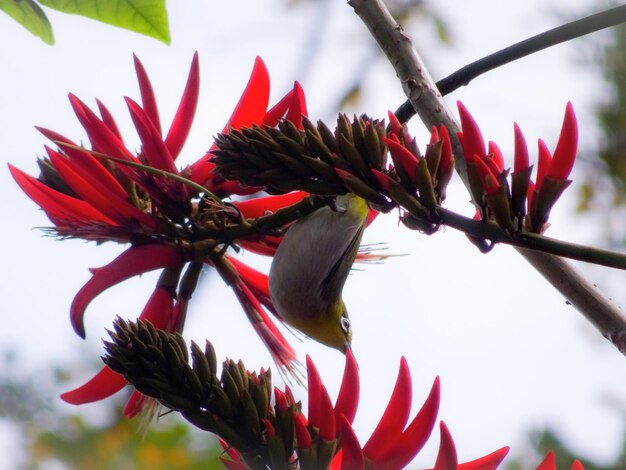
433,421 -> 457,470
384,136 -> 420,180
378,376 -> 441,469
571,460 -> 585,470
46,147 -> 156,229
387,111 -> 403,138
133,54 -> 161,135
235,191 -> 308,219
487,141 -> 504,173
37,127 -> 128,200
306,355 -> 323,430
264,88 -> 294,127
318,384 -> 337,440
457,101 -> 486,160
126,97 -> 178,174
535,139 -> 552,191
284,81 -> 308,129
338,415 -> 365,470
547,102 -> 578,181
227,257 -> 270,298
9,163 -> 115,225
60,365 -> 126,404
224,56 -> 270,131
96,99 -> 123,140
334,347 -> 360,425
363,357 -> 412,462
513,123 -> 530,173
293,411 -> 313,449
457,446 -> 510,470
536,451 -> 556,470
123,390 -> 148,417
70,244 -> 183,338
438,125 -> 454,174
165,52 -> 200,159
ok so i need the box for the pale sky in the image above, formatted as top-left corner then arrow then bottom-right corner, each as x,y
1,1 -> 624,468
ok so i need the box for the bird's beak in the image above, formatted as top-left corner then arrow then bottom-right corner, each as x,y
344,342 -> 359,369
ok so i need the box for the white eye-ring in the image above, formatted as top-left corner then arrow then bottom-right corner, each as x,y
340,317 -> 351,335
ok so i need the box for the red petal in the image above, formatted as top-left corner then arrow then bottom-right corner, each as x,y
513,123 -> 530,173
536,451 -> 556,470
363,357 -> 413,462
234,192 -> 308,219
457,101 -> 486,160
378,376 -> 441,469
138,285 -> 176,329
224,56 -> 270,131
274,387 -> 289,412
571,460 -> 585,470
70,244 -> 183,338
61,366 -> 126,405
165,52 -> 200,159
306,355 -> 323,430
438,125 -> 454,175
334,348 -> 360,425
264,88 -> 294,127
284,81 -> 308,129
9,163 -> 115,225
318,384 -> 337,440
38,127 -> 128,200
46,147 -> 156,229
68,94 -> 141,170
384,136 -> 420,182
433,421 -> 457,470
338,415 -> 365,470
227,257 -> 270,299
371,169 -> 394,191
133,54 -> 161,135
547,102 -> 577,180
293,411 -> 313,449
233,278 -> 296,367
487,141 -> 504,173
96,99 -> 123,140
387,111 -> 403,138
123,390 -> 148,417
472,154 -> 501,196
126,97 -> 178,174
535,139 -> 552,190
457,446 -> 510,470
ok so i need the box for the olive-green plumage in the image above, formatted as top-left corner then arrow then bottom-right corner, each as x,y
269,194 -> 369,352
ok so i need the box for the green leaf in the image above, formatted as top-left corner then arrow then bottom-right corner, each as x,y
39,0 -> 170,44
0,0 -> 55,44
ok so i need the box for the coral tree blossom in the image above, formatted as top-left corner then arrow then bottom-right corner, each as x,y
217,350 -> 510,470
10,53 -> 310,413
456,101 -> 578,233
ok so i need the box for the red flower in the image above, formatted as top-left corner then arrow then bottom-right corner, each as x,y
11,53 -> 309,412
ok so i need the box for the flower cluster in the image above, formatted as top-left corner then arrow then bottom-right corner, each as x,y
103,318 -> 510,470
10,53 -> 316,413
457,101 -> 578,234
212,110 -> 455,235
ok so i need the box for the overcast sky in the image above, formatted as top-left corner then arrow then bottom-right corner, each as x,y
1,0 -> 624,468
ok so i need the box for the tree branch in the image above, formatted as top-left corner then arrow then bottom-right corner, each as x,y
349,0 -> 626,354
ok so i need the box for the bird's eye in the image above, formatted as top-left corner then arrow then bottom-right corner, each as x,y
340,317 -> 351,335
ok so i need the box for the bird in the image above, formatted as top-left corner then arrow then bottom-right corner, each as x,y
269,193 -> 369,353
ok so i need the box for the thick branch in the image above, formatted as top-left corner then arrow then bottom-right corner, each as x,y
349,0 -> 626,354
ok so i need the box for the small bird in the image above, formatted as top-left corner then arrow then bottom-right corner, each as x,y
269,193 -> 369,353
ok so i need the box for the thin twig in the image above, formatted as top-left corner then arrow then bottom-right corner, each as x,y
395,4 -> 626,122
349,0 -> 626,354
